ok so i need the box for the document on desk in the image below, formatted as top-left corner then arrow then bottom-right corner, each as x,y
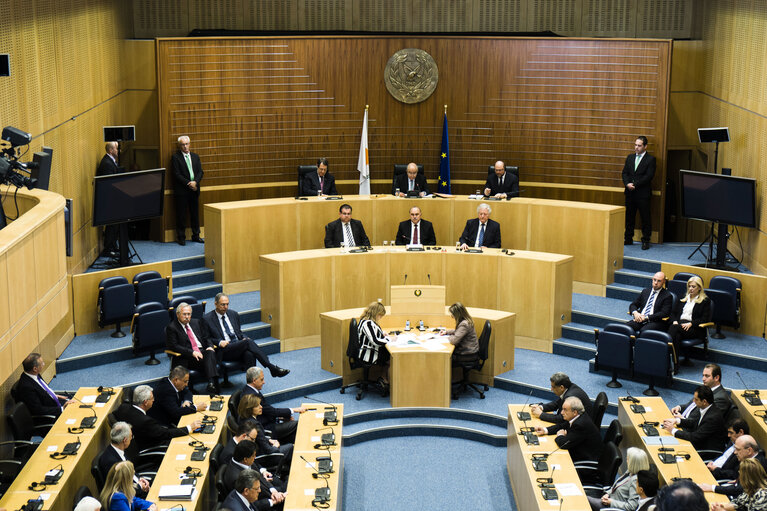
644,436 -> 679,445
555,483 -> 582,496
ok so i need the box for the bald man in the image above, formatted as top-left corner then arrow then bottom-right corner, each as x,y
395,206 -> 436,245
97,142 -> 120,176
392,162 -> 430,197
484,160 -> 519,198
627,271 -> 673,333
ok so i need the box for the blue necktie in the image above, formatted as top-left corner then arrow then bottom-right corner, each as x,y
642,290 -> 656,316
221,314 -> 234,339
477,224 -> 485,247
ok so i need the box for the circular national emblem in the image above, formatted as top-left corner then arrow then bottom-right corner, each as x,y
414,289 -> 422,297
384,48 -> 439,104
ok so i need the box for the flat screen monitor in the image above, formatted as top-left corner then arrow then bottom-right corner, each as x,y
92,168 -> 165,227
103,125 -> 135,142
31,150 -> 52,190
680,170 -> 756,228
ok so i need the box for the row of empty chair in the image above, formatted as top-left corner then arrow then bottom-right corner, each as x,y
97,270 -> 171,337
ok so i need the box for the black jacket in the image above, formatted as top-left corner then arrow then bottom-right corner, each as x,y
395,219 -> 436,245
324,218 -> 370,247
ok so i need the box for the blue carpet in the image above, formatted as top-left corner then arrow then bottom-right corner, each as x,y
623,242 -> 752,273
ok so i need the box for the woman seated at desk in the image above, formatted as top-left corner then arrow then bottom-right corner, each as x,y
668,276 -> 711,368
588,447 -> 649,510
358,301 -> 391,386
100,461 -> 156,511
236,394 -> 293,459
441,302 -> 480,369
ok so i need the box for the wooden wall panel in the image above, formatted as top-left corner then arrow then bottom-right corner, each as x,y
157,36 -> 671,239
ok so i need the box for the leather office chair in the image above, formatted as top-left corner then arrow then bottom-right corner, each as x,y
209,443 -> 224,475
673,272 -> 702,285
633,336 -> 673,396
340,318 -> 384,400
131,301 -> 171,365
603,419 -> 623,447
228,389 -> 243,418
594,324 -> 634,388
10,380 -> 58,434
8,402 -> 55,447
97,276 -> 136,338
707,275 -> 741,338
577,441 -> 622,497
591,392 -> 608,428
72,486 -> 92,509
214,464 -> 228,501
666,279 -> 688,302
133,270 -> 170,308
91,450 -> 107,491
452,320 -> 492,400
168,295 -> 206,320
297,164 -> 318,196
0,457 -> 22,496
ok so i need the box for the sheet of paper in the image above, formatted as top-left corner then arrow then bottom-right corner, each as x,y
555,483 -> 582,496
81,395 -> 97,403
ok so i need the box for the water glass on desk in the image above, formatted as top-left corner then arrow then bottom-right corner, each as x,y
395,188 -> 400,197
383,240 -> 389,251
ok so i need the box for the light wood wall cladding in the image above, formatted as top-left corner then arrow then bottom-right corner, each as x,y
157,36 -> 671,237
134,0 -> 696,38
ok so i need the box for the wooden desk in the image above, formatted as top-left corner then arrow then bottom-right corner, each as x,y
205,195 -> 622,291
387,334 -> 454,407
320,307 -> 514,402
0,387 -> 122,511
507,405 -> 590,510
731,389 -> 767,451
616,397 -> 728,505
284,403 -> 343,511
266,247 -> 562,352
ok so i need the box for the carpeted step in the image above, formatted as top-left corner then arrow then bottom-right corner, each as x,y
172,255 -> 206,272
172,267 -> 216,288
622,256 -> 662,273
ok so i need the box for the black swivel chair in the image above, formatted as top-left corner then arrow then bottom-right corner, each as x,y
97,276 -> 136,338
603,419 -> 623,447
131,301 -> 171,365
577,441 -> 622,498
297,165 -> 318,196
452,320 -> 492,400
72,486 -> 92,509
591,392 -> 608,429
340,318 -> 384,400
486,164 -> 520,196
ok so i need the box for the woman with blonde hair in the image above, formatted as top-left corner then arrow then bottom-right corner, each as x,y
357,301 -> 391,384
588,447 -> 650,510
99,461 -> 156,511
712,457 -> 767,510
667,276 -> 711,369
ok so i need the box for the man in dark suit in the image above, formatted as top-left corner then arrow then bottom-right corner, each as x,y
96,141 -> 120,176
202,293 -> 289,378
395,206 -> 436,245
530,372 -> 593,433
15,353 -> 73,417
112,385 -> 200,452
663,385 -> 727,453
221,440 -> 286,505
458,203 -> 501,249
392,162 -> 430,197
222,470 -> 274,511
165,303 -> 220,394
484,160 -> 519,199
627,271 -> 673,333
170,135 -> 204,246
242,366 -> 306,445
671,363 -> 733,418
148,366 -> 208,426
95,421 -> 151,496
324,203 -> 370,248
303,157 -> 338,196
636,469 -> 659,511
707,418 -> 749,481
622,136 -> 656,250
534,397 -> 602,468
699,434 -> 767,497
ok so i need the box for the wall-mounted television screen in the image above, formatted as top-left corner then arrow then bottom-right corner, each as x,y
92,168 -> 165,227
680,170 -> 756,228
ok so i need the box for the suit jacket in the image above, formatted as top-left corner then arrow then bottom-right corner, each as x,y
106,491 -> 153,511
165,318 -> 213,358
395,219 -> 436,246
203,309 -> 248,344
15,373 -> 62,417
554,413 -> 603,464
324,218 -> 370,248
96,154 -> 120,176
97,444 -> 125,479
714,453 -> 767,497
484,172 -> 519,197
540,383 -> 593,433
712,445 -> 740,481
676,404 -> 727,452
171,150 -> 203,195
392,173 -> 430,195
222,489 -> 271,511
622,152 -> 656,199
670,297 -> 712,327
147,377 -> 196,426
678,385 -> 731,417
112,403 -> 189,452
458,218 -> 502,248
629,287 -> 673,323
606,473 -> 640,511
241,384 -> 292,431
637,497 -> 656,511
303,172 -> 338,196
222,460 -> 276,503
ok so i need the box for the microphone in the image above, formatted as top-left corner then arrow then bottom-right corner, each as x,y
314,426 -> 336,447
622,391 -> 645,413
302,395 -> 338,425
736,371 -> 763,407
531,439 -> 569,472
300,455 -> 331,504
403,274 -> 408,285
636,408 -> 659,436
537,464 -> 557,485
517,391 -> 534,421
68,404 -> 98,433
427,273 -> 431,285
657,435 -> 676,464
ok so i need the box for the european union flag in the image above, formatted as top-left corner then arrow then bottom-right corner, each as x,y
438,113 -> 451,193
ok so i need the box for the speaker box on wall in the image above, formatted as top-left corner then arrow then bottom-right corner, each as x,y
0,54 -> 9,77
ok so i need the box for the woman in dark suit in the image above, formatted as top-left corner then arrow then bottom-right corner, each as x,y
442,303 -> 480,371
668,276 -> 711,367
99,461 -> 156,511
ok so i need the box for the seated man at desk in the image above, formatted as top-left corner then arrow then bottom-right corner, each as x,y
534,396 -> 603,466
484,160 -> 519,199
458,203 -> 501,249
96,421 -> 151,497
530,371 -> 592,433
699,434 -> 767,498
393,162 -> 430,197
707,418 -> 750,481
148,365 -> 207,426
662,384 -> 727,453
395,206 -> 436,245
16,352 -> 74,417
303,157 -> 338,196
324,203 -> 370,248
222,440 -> 286,506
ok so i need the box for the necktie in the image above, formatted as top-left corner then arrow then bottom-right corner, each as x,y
500,175 -> 504,187
635,154 -> 641,171
319,177 -> 324,193
642,290 -> 656,316
37,375 -> 62,410
221,314 -> 234,339
184,153 -> 195,180
344,223 -> 355,247
413,223 -> 419,244
185,324 -> 201,354
409,179 -> 414,191
477,223 -> 485,247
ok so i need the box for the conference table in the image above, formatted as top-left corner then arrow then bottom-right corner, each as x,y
204,194 -> 623,292
731,389 -> 767,451
616,396 -> 729,505
507,404 -> 590,510
320,305 -> 515,407
284,402 -> 343,511
0,387 -> 122,511
264,246 -> 568,352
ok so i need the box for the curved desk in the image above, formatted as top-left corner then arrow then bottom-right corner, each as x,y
262,247 -> 570,352
205,195 -> 622,293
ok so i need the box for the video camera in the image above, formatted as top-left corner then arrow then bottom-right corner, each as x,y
0,126 -> 38,190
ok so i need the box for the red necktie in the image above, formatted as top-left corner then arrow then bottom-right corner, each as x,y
413,223 -> 419,244
185,324 -> 201,354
